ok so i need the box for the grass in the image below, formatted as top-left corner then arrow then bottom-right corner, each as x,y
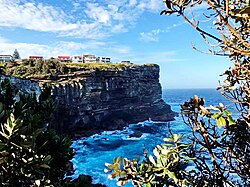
1,60 -> 158,82
65,62 -> 135,70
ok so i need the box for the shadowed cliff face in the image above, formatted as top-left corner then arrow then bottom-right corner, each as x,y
50,64 -> 176,136
1,64 -> 176,137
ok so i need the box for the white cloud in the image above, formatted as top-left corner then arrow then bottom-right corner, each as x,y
140,29 -> 161,42
139,23 -> 184,42
129,0 -> 137,7
0,0 -> 78,32
85,3 -> 110,24
137,0 -> 162,11
0,36 -> 131,60
0,0 -> 166,39
111,24 -> 128,33
131,51 -> 185,64
108,45 -> 131,54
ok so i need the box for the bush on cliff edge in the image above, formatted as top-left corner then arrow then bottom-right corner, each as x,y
0,77 -> 74,186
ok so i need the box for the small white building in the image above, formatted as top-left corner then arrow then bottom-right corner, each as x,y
120,60 -> 131,64
97,57 -> 111,63
83,54 -> 96,63
72,56 -> 83,63
0,55 -> 12,62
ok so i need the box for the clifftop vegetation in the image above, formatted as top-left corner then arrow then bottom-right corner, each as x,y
0,59 -> 157,82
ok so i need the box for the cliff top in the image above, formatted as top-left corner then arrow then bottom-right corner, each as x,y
0,59 -> 158,84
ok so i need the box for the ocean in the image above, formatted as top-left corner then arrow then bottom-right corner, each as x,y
70,89 -> 232,186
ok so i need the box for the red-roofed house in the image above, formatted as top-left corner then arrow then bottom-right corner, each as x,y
29,56 -> 43,60
58,56 -> 71,63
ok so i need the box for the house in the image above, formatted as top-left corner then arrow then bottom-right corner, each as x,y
120,60 -> 131,64
58,56 -> 71,63
83,54 -> 96,63
72,56 -> 83,63
96,57 -> 111,63
0,55 -> 12,62
29,56 -> 43,60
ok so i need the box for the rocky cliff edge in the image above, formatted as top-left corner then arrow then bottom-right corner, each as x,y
1,64 -> 176,136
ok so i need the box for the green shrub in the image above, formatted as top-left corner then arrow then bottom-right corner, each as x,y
105,134 -> 193,187
0,78 -> 74,186
3,59 -> 68,79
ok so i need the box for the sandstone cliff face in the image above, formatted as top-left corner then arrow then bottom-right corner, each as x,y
51,64 -> 176,136
1,64 -> 176,136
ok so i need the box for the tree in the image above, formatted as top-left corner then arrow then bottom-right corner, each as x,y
105,0 -> 250,186
0,78 -> 74,186
12,49 -> 21,60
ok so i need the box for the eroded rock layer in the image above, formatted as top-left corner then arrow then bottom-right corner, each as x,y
51,64 -> 176,136
1,64 -> 176,136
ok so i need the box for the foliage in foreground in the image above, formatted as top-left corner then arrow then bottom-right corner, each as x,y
106,0 -> 250,186
0,78 -> 74,186
105,134 -> 193,187
105,97 -> 249,186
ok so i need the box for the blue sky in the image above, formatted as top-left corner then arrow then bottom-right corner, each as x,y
0,0 -> 233,89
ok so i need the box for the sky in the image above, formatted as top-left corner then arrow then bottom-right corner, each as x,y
0,0 -> 233,89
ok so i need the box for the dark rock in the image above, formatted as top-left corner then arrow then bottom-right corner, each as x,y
64,174 -> 106,187
65,162 -> 75,176
129,131 -> 143,138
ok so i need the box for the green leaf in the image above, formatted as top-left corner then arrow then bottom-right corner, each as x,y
43,155 -> 52,163
40,164 -> 51,169
171,134 -> 183,143
21,167 -> 25,174
212,112 -> 222,119
162,143 -> 173,147
0,102 -> 3,111
33,128 -> 43,138
0,130 -> 9,139
163,138 -> 173,142
20,141 -> 32,148
35,180 -> 41,186
10,113 -> 15,123
227,116 -> 236,125
117,156 -> 122,163
166,170 -> 177,181
216,117 -> 226,129
224,110 -> 232,116
0,143 -> 5,151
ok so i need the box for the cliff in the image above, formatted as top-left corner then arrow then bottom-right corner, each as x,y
50,64 -> 176,136
1,63 -> 176,136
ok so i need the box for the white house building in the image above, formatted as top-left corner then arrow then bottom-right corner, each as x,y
83,54 -> 96,63
0,55 -> 12,62
72,56 -> 83,63
96,57 -> 111,63
120,60 -> 131,64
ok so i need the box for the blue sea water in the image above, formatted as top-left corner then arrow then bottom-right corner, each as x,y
70,89 -> 232,186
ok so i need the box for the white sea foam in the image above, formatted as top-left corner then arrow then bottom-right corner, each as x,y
69,89 -> 235,187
